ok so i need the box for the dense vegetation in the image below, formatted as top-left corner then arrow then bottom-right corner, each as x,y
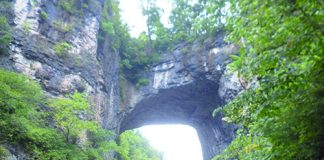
140,0 -> 226,46
0,69 -> 117,159
124,0 -> 323,159
134,0 -> 324,159
211,0 -> 324,159
0,69 -> 161,159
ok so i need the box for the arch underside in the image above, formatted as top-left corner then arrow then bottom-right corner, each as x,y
120,80 -> 235,160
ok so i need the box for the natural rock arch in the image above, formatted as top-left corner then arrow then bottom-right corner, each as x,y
120,80 -> 235,160
119,37 -> 241,159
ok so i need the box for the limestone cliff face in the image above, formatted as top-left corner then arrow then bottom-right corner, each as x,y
0,1 -> 242,160
0,0 -> 122,130
0,1 -> 121,158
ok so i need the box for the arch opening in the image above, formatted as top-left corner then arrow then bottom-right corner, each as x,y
138,125 -> 203,160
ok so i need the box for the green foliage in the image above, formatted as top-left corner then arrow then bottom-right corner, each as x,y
0,16 -> 12,54
22,20 -> 31,34
57,0 -> 95,16
54,42 -> 72,58
40,11 -> 48,20
169,0 -> 193,42
48,92 -> 117,160
48,93 -> 95,143
0,68 -> 48,157
118,130 -> 162,160
53,20 -> 73,32
0,69 -> 119,159
100,0 -> 160,84
140,0 -> 226,45
141,0 -> 172,52
214,0 -> 324,159
100,0 -> 126,50
58,0 -> 76,14
119,37 -> 160,83
213,129 -> 271,160
82,3 -> 89,9
101,20 -> 115,36
0,69 -> 161,159
136,78 -> 149,88
135,0 -> 227,54
0,146 -> 9,158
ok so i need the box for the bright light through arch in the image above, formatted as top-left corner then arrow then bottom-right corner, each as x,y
138,125 -> 203,160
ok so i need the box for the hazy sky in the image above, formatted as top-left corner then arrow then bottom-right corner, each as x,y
119,0 -> 172,37
138,125 -> 203,160
119,2 -> 203,160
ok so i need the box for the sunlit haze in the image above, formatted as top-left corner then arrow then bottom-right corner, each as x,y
139,125 -> 203,160
119,0 -> 172,37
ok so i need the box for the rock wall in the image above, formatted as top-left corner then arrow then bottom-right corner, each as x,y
0,0 -> 121,158
0,0 -> 123,129
0,1 -> 242,159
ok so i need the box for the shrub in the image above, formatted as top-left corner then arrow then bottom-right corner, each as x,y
136,78 -> 149,88
58,0 -> 76,14
54,42 -> 72,58
0,146 -> 9,159
53,21 -> 73,32
101,20 -> 115,36
39,11 -> 48,20
22,20 -> 31,34
0,16 -> 12,54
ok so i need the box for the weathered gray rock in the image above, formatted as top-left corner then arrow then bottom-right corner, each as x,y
120,36 -> 242,160
0,1 -> 243,160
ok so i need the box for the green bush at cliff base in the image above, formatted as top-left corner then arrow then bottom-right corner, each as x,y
0,69 -> 116,159
0,68 -> 162,159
